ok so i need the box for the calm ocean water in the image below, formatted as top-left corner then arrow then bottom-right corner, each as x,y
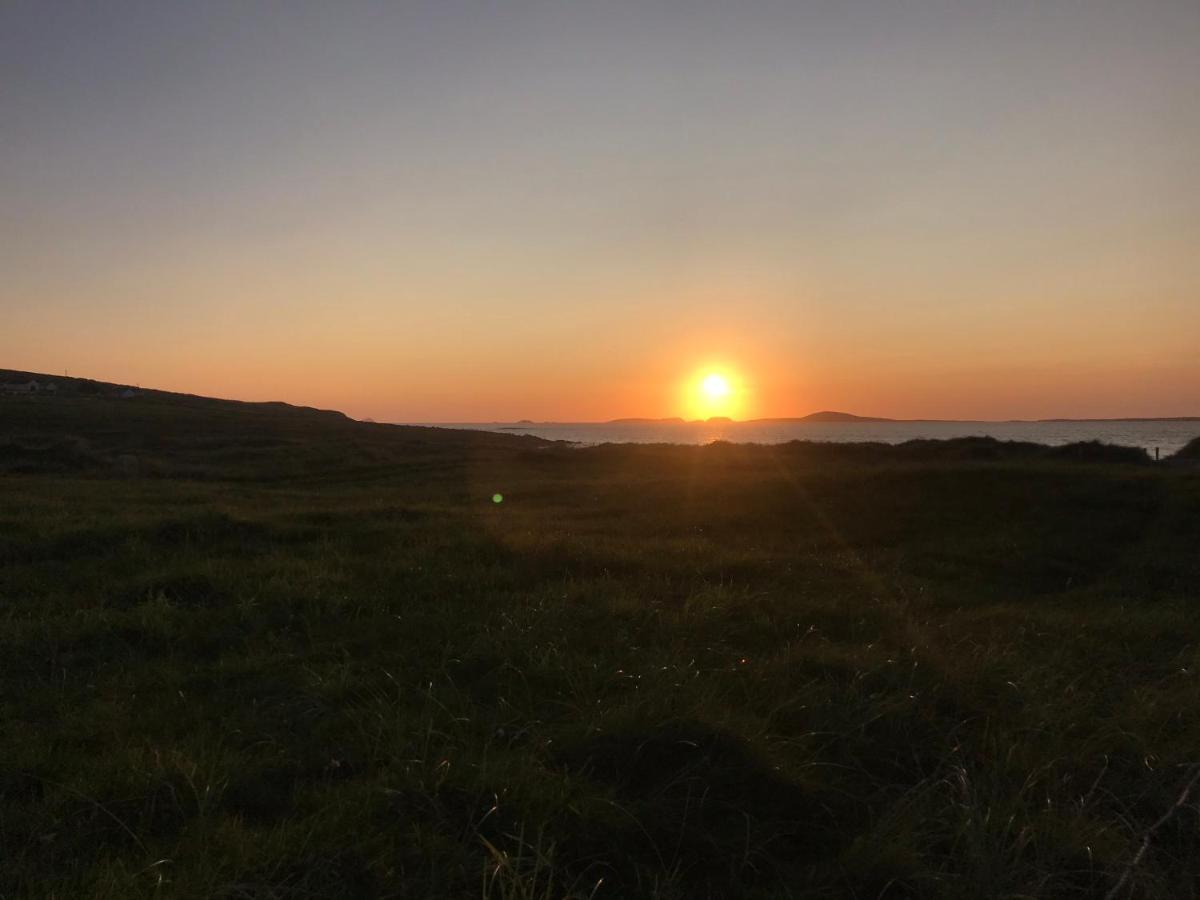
425,420 -> 1200,457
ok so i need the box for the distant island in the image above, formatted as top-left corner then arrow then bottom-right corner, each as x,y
754,411 -> 894,423
602,411 -> 1200,425
606,411 -> 893,425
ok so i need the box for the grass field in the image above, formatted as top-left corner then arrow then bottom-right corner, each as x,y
3,387 -> 1200,898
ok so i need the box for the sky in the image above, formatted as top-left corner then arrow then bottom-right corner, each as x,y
2,1 -> 1197,422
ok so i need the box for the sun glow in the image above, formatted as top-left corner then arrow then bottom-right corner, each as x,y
687,369 -> 741,420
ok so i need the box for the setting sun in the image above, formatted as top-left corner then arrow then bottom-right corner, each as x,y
687,369 -> 742,420
702,373 -> 732,400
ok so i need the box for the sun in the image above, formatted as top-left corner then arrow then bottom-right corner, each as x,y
702,373 -> 731,400
687,369 -> 740,419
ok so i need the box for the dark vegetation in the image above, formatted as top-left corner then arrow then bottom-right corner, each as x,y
1173,436 -> 1200,462
2,381 -> 1200,898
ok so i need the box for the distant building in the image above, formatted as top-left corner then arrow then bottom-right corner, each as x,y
120,388 -> 139,399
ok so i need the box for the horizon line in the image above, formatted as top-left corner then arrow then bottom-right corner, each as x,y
403,414 -> 1200,425
3,367 -> 1197,425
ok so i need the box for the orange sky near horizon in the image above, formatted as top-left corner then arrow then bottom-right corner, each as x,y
2,3 -> 1197,423
6,272 -> 1196,422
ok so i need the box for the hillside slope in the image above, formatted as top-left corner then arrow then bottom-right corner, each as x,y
0,369 -> 549,479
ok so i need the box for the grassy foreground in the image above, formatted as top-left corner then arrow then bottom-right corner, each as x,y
2,390 -> 1200,898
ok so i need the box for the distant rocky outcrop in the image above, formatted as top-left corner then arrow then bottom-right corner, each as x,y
754,411 -> 893,424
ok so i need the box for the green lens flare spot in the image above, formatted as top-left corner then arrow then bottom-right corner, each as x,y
492,493 -> 503,504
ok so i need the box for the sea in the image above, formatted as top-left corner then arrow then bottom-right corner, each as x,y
423,420 -> 1200,457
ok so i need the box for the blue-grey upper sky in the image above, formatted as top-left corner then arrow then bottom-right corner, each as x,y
2,1 -> 1197,419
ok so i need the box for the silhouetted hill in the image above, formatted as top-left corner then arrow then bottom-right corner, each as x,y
0,368 -> 351,422
753,411 -> 893,423
0,368 -> 550,478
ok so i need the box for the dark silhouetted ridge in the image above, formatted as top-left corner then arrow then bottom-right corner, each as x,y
753,411 -> 893,423
0,368 -> 552,479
